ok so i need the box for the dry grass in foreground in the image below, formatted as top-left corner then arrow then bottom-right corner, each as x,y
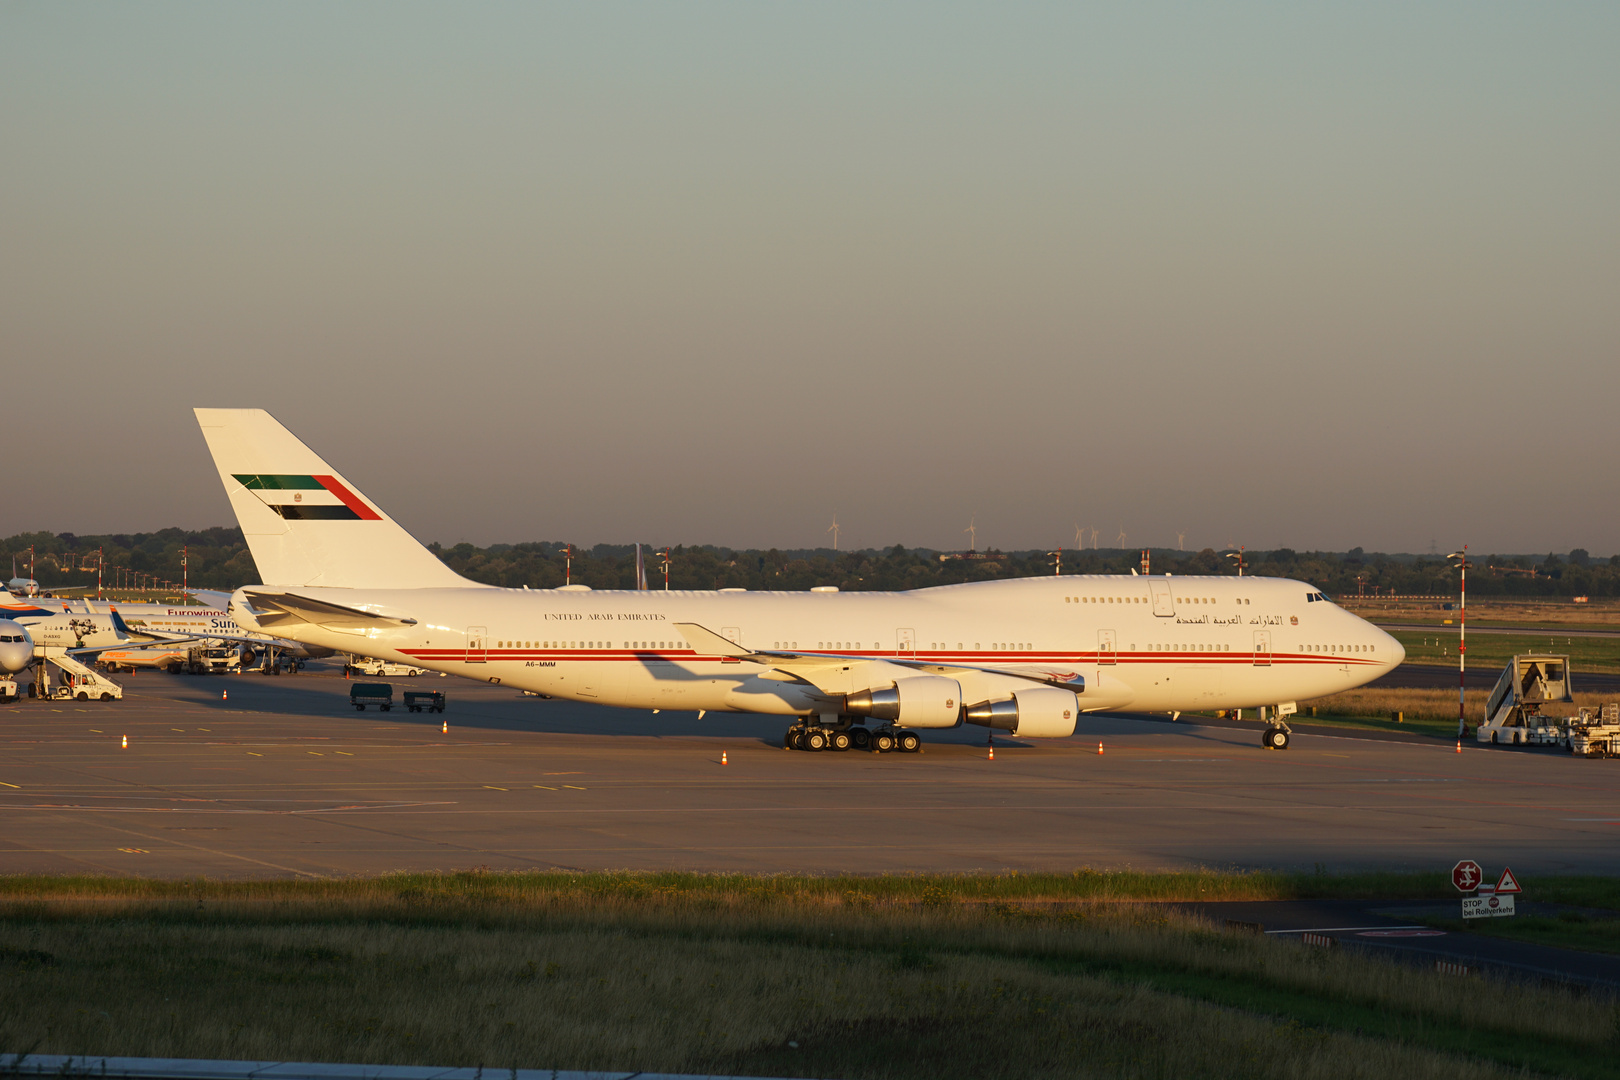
1,874 -> 1615,1080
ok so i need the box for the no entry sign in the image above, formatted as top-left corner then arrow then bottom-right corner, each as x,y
1451,859 -> 1483,892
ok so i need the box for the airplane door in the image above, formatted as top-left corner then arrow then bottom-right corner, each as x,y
1098,629 -> 1116,666
466,626 -> 488,663
1253,630 -> 1271,667
896,628 -> 915,656
721,626 -> 742,648
1150,580 -> 1175,617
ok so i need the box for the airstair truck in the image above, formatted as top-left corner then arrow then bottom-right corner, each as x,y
1477,654 -> 1574,746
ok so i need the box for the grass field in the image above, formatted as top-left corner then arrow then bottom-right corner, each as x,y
1342,598 -> 1620,630
2,873 -> 1617,1080
1390,630 -> 1620,675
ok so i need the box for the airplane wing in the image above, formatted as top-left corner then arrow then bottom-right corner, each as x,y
238,589 -> 418,630
671,622 -> 1086,691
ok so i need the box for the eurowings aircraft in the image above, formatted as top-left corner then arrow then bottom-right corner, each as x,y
197,409 -> 1403,751
69,596 -> 335,667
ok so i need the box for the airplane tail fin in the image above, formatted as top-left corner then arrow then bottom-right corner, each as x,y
193,409 -> 471,590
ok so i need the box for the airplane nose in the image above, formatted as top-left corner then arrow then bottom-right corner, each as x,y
0,621 -> 32,675
1383,629 -> 1406,668
0,641 -> 30,675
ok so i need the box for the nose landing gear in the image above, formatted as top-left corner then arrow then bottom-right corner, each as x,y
1260,702 -> 1297,750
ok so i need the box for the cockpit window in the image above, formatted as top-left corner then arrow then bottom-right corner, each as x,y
1305,592 -> 1331,603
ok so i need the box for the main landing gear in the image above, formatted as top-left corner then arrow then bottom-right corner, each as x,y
783,720 -> 920,753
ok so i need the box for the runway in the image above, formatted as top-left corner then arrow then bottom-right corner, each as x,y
2,665 -> 1618,879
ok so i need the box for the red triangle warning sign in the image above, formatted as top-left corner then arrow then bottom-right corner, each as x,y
1495,867 -> 1522,894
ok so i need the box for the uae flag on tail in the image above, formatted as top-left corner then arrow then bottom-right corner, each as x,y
233,474 -> 382,520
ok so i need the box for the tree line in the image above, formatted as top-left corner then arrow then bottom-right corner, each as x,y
6,529 -> 1613,598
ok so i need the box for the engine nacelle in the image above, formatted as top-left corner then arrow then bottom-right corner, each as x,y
844,675 -> 962,729
965,687 -> 1078,738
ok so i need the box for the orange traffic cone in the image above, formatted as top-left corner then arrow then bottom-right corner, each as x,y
1455,740 -> 1461,754
222,689 -> 228,701
721,751 -> 728,765
1098,741 -> 1104,755
442,719 -> 448,734
120,734 -> 127,749
987,746 -> 994,761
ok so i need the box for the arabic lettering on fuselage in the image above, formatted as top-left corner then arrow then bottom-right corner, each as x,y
1175,613 -> 1287,627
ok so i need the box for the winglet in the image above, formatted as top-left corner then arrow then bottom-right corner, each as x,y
673,622 -> 749,657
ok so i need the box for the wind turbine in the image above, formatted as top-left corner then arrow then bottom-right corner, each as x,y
1089,527 -> 1099,550
1176,530 -> 1187,552
964,516 -> 978,552
1116,526 -> 1128,550
827,514 -> 840,551
1074,523 -> 1086,550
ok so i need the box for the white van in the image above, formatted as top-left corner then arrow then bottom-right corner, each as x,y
346,656 -> 429,677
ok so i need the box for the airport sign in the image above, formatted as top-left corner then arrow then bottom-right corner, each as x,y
1495,867 -> 1521,894
1450,859 -> 1483,892
1462,889 -> 1515,919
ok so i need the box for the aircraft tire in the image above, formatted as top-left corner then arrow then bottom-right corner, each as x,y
898,731 -> 920,753
804,729 -> 828,752
783,728 -> 798,750
873,732 -> 895,753
830,731 -> 851,751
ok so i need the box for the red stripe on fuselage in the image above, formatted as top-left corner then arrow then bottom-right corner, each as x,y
312,475 -> 383,520
399,648 -> 1378,666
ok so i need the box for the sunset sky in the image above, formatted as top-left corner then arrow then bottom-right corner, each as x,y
5,3 -> 1617,554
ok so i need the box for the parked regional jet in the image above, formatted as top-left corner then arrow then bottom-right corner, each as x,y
8,557 -> 39,596
196,409 -> 1403,751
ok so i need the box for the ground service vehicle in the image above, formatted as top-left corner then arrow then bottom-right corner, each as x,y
1478,655 -> 1574,746
346,656 -> 428,677
1569,705 -> 1620,757
350,682 -> 393,711
41,669 -> 122,701
405,690 -> 445,713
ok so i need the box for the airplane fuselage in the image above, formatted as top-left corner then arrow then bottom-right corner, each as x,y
231,574 -> 1401,719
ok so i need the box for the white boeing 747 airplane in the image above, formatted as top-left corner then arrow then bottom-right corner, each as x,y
197,409 -> 1403,752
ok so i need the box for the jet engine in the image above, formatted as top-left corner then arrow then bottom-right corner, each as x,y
965,687 -> 1078,738
0,619 -> 33,675
844,675 -> 962,729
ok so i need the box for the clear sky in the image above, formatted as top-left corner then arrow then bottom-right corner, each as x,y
4,3 -> 1617,555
